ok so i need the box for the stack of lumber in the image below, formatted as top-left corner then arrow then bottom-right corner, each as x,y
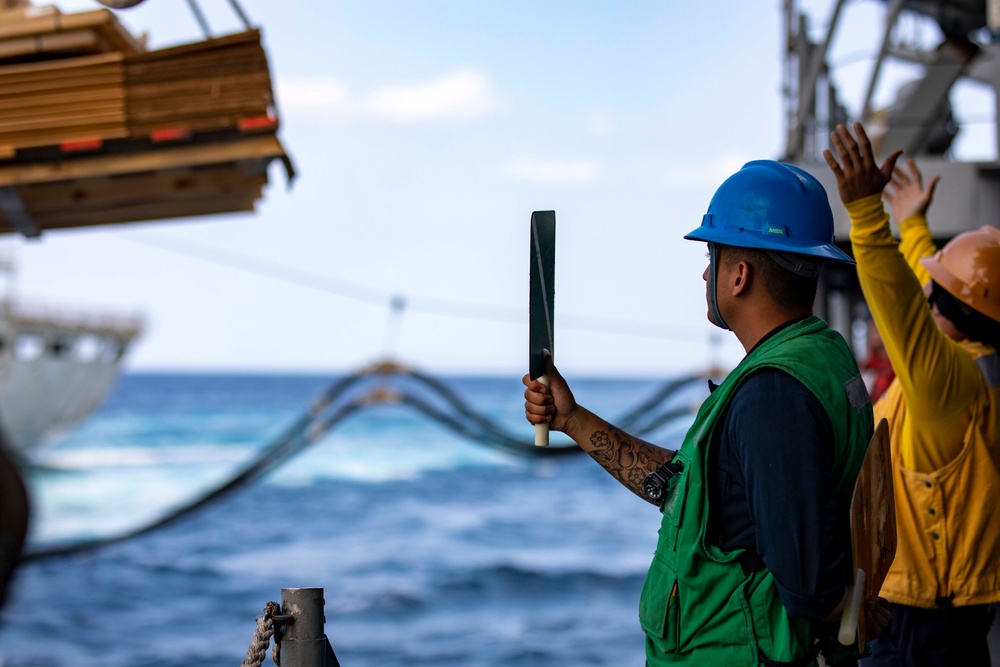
0,52 -> 127,153
0,3 -> 292,237
0,4 -> 145,62
125,30 -> 272,136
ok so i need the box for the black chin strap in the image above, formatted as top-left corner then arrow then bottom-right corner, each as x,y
708,243 -> 730,331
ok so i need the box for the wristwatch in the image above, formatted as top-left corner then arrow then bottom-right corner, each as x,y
643,459 -> 683,503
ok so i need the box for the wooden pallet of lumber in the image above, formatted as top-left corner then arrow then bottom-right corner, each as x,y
0,134 -> 288,187
0,3 -> 293,236
16,166 -> 269,212
0,30 -> 275,154
0,134 -> 292,235
13,171 -> 267,230
124,30 -> 273,136
0,28 -> 106,60
0,52 -> 127,154
0,50 -> 123,91
0,5 -> 144,62
123,29 -> 261,68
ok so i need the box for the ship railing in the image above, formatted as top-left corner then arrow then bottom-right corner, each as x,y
2,299 -> 144,338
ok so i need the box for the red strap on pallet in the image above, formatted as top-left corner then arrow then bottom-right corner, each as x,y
150,128 -> 190,142
59,139 -> 103,152
239,115 -> 279,131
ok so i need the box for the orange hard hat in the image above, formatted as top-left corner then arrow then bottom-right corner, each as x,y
920,226 -> 1000,324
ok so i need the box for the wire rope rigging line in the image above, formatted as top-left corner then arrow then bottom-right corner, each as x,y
121,233 -> 707,344
23,361 -> 710,562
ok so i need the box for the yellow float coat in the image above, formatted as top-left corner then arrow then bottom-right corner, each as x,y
847,195 -> 1000,608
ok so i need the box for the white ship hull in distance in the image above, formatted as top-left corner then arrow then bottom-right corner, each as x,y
0,300 -> 142,456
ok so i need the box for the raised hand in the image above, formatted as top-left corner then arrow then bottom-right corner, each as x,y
884,157 -> 940,223
822,122 -> 902,205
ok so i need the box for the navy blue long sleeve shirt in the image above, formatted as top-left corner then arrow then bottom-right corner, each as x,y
706,369 -> 852,620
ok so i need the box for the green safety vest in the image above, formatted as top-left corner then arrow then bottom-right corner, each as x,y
639,316 -> 873,666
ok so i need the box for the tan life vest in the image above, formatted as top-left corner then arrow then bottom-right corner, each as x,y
877,346 -> 1000,608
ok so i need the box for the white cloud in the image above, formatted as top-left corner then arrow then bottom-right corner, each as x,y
367,69 -> 495,121
663,153 -> 750,187
503,159 -> 600,185
276,68 -> 496,123
276,79 -> 351,115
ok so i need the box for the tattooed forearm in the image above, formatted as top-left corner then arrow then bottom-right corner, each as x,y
586,425 -> 673,501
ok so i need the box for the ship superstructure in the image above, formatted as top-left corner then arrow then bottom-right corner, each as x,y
782,0 -> 1000,347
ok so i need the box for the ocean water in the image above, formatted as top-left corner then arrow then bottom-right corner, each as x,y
0,370 -> 705,667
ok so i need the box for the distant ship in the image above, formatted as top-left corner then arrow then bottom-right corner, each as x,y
0,0 -> 292,456
0,268 -> 143,454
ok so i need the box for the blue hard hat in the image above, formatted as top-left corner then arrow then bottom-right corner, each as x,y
684,160 -> 853,264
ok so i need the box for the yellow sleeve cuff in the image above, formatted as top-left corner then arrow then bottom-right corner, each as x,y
899,214 -> 929,236
846,194 -> 892,245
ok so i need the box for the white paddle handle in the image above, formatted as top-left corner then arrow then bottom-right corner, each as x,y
838,568 -> 866,645
534,375 -> 550,446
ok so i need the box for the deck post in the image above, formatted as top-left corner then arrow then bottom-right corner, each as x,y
280,588 -> 340,667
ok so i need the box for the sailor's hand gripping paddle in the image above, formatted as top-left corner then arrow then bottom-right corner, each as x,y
839,417 -> 896,649
529,210 -> 555,447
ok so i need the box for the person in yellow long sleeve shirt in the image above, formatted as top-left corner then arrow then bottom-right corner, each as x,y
824,122 -> 1000,666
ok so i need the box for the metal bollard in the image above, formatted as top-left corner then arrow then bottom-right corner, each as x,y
279,588 -> 341,667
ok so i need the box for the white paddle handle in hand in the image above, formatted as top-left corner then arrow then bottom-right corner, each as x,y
535,375 -> 550,446
838,568 -> 866,645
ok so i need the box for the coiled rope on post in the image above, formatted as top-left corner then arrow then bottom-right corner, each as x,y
241,600 -> 282,667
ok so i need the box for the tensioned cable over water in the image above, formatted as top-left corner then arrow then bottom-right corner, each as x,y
121,233 -> 708,343
23,362 -> 711,562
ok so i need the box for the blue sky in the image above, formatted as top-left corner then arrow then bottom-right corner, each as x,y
6,0 -> 994,376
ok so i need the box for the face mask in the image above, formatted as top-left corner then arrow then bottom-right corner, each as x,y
929,280 -> 999,346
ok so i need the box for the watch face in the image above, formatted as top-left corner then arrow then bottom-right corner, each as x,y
643,473 -> 664,502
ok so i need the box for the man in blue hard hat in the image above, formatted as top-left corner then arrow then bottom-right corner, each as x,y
523,160 -> 890,666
